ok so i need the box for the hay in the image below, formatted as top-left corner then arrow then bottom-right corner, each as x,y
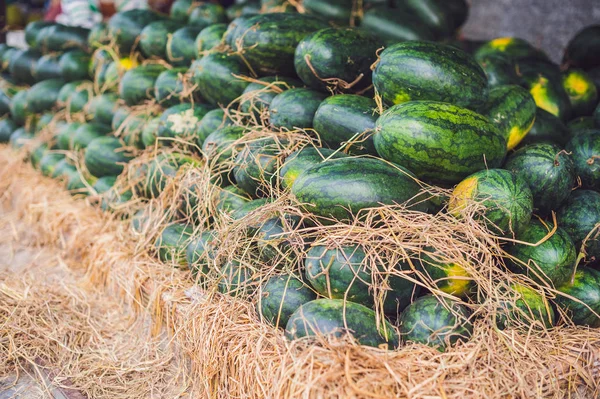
1,145 -> 600,398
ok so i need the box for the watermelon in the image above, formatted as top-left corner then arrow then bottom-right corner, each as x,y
239,76 -> 300,120
59,51 -> 90,82
226,3 -> 260,20
474,37 -> 549,64
34,53 -> 63,81
57,80 -> 89,106
509,220 -> 576,286
482,85 -> 536,150
8,128 -> 34,149
137,153 -> 200,198
567,117 -> 596,136
157,103 -> 212,143
100,184 -> 133,212
93,175 -> 117,194
65,169 -> 89,192
372,41 -> 488,109
403,0 -> 463,38
25,21 -> 55,48
520,108 -> 570,147
374,101 -> 506,185
563,25 -> 600,70
399,294 -> 472,351
291,157 -> 430,223
269,88 -> 327,130
139,20 -> 180,59
557,190 -> 600,264
56,122 -> 81,150
258,274 -> 317,329
504,143 -> 575,213
449,169 -> 533,237
279,147 -> 345,189
562,69 -> 599,117
363,7 -> 435,43
170,0 -> 192,21
10,90 -> 30,126
477,53 -> 519,88
197,109 -> 234,147
107,9 -> 165,54
0,86 -> 16,117
188,3 -> 227,26
305,245 -> 419,313
84,136 -> 133,178
202,126 -> 247,165
39,152 -> 66,177
302,0 -> 352,25
88,22 -> 109,50
0,118 -> 17,143
86,94 -> 119,126
9,49 -> 41,85
496,283 -> 555,329
190,52 -> 250,106
231,198 -> 271,221
154,68 -> 190,107
217,261 -> 256,297
294,28 -> 381,93
25,79 -> 64,114
51,158 -> 75,179
155,223 -> 195,267
72,123 -> 111,150
65,83 -> 94,114
30,143 -> 48,169
195,23 -> 227,54
313,95 -> 378,155
215,185 -> 251,215
119,64 -> 166,106
140,117 -> 161,148
413,248 -> 473,297
233,137 -> 286,197
566,130 -> 600,189
255,215 -> 300,261
186,230 -> 219,279
167,26 -> 203,67
596,103 -> 600,126
555,267 -> 600,327
226,13 -> 329,76
35,24 -> 89,53
285,298 -> 399,348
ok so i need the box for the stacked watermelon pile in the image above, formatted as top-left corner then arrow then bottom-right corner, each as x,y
0,0 -> 599,352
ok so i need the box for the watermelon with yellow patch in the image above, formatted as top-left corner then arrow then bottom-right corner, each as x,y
413,247 -> 473,297
562,69 -> 599,117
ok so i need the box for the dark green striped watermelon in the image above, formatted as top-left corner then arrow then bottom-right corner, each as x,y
55,122 -> 81,150
449,168 -> 533,237
139,20 -> 180,59
154,68 -> 190,107
504,143 -> 575,213
239,76 -> 300,121
186,230 -> 218,279
166,26 -> 203,67
269,88 -> 327,130
30,143 -> 48,169
107,9 -> 165,54
170,0 -> 192,21
86,94 -> 119,126
399,294 -> 472,351
59,51 -> 90,82
191,52 -> 250,106
35,24 -> 89,53
562,69 -> 599,117
374,101 -> 506,185
215,185 -> 251,215
84,136 -> 133,178
255,215 -> 300,261
302,0 -> 352,25
93,176 -> 116,194
474,37 -> 549,64
372,41 -> 488,109
195,23 -> 226,54
8,127 -> 33,149
294,28 -> 381,93
9,90 -> 30,126
359,6 -> 435,43
25,21 -> 55,49
233,137 -> 286,197
476,53 -> 519,88
566,130 -> 600,189
285,298 -> 399,348
567,116 -> 596,136
39,152 -> 66,177
313,95 -> 378,155
557,190 -> 600,264
196,108 -> 234,147
226,13 -> 329,76
188,3 -> 227,26
496,283 -> 555,329
157,103 -> 212,143
403,0 -> 463,38
0,118 -> 17,143
521,108 -> 570,146
26,79 -> 65,114
413,248 -> 473,297
137,153 -> 201,198
9,49 -> 41,85
555,267 -> 600,327
258,274 -> 317,329
279,147 -> 345,189
88,22 -> 109,50
291,157 -> 430,223
226,2 -> 260,19
482,85 -> 536,150
34,53 -> 62,81
155,223 -> 195,267
231,198 -> 270,221
509,220 -> 576,286
119,64 -> 166,106
72,123 -> 111,150
140,117 -> 161,148
64,83 -> 93,114
563,25 -> 600,71
202,125 -> 247,165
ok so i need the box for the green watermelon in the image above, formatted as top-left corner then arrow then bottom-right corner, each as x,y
291,157 -> 430,223
186,230 -> 219,279
119,64 -> 166,106
157,103 -> 212,143
239,76 -> 300,120
258,274 -> 317,329
399,294 -> 472,351
84,136 -> 133,178
269,88 -> 327,130
59,51 -> 90,82
34,53 -> 63,81
217,261 -> 255,297
413,248 -> 473,297
482,85 -> 536,150
86,94 -> 119,126
566,130 -> 600,189
8,127 -> 34,149
449,169 -> 533,237
279,147 -> 345,189
191,52 -> 250,106
359,6 -> 435,43
254,215 -> 300,261
136,153 -> 200,198
9,90 -> 30,126
195,23 -> 226,54
72,123 -> 111,150
155,223 -> 195,267
567,116 -> 596,136
504,143 -> 575,213
30,143 -> 48,169
9,49 -> 41,85
557,190 -> 600,264
201,126 -> 247,165
474,37 -> 549,64
35,24 -> 89,53
0,86 -> 16,117
93,175 -> 117,194
374,101 -> 506,185
231,198 -> 270,221
140,117 -> 161,148
62,82 -> 93,114
107,9 -> 165,54
88,22 -> 109,50
25,21 -> 56,48
476,53 -> 519,88
496,283 -> 555,329
555,267 -> 600,327
25,79 -> 64,114
508,220 -> 576,286
188,3 -> 227,26
562,69 -> 599,117
302,0 -> 352,25
214,185 -> 251,215
294,28 -> 381,93
196,108 -> 234,147
56,122 -> 81,150
170,0 -> 192,21
0,118 -> 17,143
39,152 -> 66,177
233,137 -> 285,197
372,41 -> 488,109
520,108 -> 570,146
139,20 -> 180,59
154,68 -> 190,107
226,13 -> 329,76
403,0 -> 460,38
313,95 -> 378,155
519,60 -> 572,122
285,298 -> 399,348
563,25 -> 600,70
167,26 -> 203,67
226,2 -> 260,20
